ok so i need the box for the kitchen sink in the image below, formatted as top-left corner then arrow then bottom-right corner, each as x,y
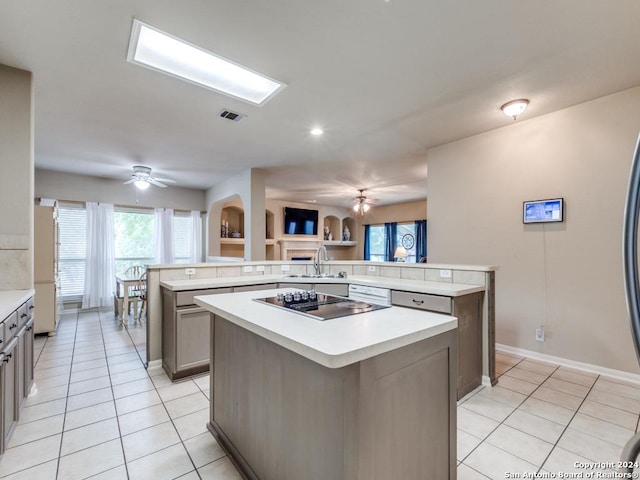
284,273 -> 346,279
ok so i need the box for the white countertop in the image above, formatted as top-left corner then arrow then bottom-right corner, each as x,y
194,288 -> 457,369
0,290 -> 34,321
161,274 -> 484,297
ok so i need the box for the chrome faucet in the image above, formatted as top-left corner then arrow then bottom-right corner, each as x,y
314,244 -> 329,275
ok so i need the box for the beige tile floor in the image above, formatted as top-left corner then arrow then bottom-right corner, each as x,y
1,309 -> 639,479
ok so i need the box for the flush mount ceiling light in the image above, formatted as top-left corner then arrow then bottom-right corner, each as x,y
353,190 -> 371,216
124,165 -> 176,190
127,19 -> 286,105
310,128 -> 324,136
134,179 -> 150,190
501,99 -> 530,120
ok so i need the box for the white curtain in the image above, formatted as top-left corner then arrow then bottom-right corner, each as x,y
154,207 -> 174,264
190,210 -> 202,263
82,202 -> 115,309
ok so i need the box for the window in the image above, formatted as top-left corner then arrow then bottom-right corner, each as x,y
365,221 -> 424,263
368,225 -> 386,262
397,223 -> 417,263
114,208 -> 154,273
173,213 -> 193,263
57,204 -> 87,297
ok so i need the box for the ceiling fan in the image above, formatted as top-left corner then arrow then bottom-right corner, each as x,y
353,189 -> 373,215
123,165 -> 176,190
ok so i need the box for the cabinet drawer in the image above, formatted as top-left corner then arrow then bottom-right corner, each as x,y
233,283 -> 278,292
0,319 -> 4,352
27,297 -> 35,321
391,291 -> 452,314
17,303 -> 29,328
4,312 -> 19,342
176,288 -> 232,307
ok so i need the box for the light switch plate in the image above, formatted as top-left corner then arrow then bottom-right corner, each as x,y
256,265 -> 265,272
439,269 -> 452,279
243,266 -> 253,273
368,265 -> 376,272
185,268 -> 196,275
281,264 -> 290,272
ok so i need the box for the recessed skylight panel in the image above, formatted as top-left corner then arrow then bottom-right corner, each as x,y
127,19 -> 285,105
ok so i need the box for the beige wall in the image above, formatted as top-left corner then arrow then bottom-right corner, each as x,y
427,86 -> 640,373
356,200 -> 427,260
0,65 -> 33,290
35,169 -> 206,211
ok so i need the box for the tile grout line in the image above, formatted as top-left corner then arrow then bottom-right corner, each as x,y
534,373 -> 601,475
105,309 -> 205,479
460,357 -> 560,471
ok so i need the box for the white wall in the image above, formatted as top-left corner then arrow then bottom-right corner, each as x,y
427,86 -> 640,373
35,169 -> 206,211
206,168 -> 266,260
0,65 -> 33,290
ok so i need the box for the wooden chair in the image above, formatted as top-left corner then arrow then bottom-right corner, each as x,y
123,265 -> 144,318
134,271 -> 148,323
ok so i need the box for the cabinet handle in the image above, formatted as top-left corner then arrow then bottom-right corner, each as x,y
412,299 -> 424,305
21,313 -> 27,318
29,305 -> 34,310
0,339 -> 3,344
4,353 -> 11,360
9,323 -> 17,330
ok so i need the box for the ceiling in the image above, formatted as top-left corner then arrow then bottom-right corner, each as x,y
1,1 -> 640,208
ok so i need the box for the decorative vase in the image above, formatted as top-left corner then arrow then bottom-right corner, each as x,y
343,226 -> 350,241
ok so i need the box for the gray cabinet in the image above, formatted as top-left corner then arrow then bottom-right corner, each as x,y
392,290 -> 484,399
162,287 -> 232,380
2,335 -> 18,453
233,283 -> 278,292
0,296 -> 34,455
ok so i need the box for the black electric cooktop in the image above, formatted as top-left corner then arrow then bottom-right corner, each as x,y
254,291 -> 389,321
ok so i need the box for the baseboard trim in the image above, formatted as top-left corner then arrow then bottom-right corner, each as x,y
147,359 -> 162,369
496,343 -> 640,384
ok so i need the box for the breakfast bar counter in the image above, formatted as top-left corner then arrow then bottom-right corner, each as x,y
195,289 -> 458,480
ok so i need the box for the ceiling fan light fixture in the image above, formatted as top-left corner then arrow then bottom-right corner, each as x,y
127,19 -> 285,105
501,99 -> 530,120
353,190 -> 371,215
134,179 -> 150,190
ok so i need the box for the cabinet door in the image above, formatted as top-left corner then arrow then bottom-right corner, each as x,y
314,284 -> 348,296
23,320 -> 34,398
2,338 -> 18,444
176,307 -> 211,372
16,327 -> 25,411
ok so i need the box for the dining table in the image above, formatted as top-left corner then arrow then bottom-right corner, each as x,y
115,273 -> 141,325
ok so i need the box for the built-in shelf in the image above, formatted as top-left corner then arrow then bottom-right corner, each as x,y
221,238 -> 277,245
324,241 -> 357,247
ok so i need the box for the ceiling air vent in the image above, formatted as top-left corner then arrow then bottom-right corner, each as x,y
219,109 -> 246,122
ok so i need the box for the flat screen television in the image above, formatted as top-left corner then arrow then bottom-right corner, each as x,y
523,198 -> 564,224
283,207 -> 318,235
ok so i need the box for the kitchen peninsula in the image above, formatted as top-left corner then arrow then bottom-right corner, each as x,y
148,260 -> 497,387
195,288 -> 458,480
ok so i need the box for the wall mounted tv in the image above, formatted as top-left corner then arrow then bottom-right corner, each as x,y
283,207 -> 318,235
523,198 -> 564,224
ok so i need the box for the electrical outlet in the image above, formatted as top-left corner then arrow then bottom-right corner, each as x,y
185,268 -> 196,275
368,265 -> 376,272
439,269 -> 452,279
281,264 -> 290,272
256,265 -> 265,272
243,265 -> 253,273
536,327 -> 545,342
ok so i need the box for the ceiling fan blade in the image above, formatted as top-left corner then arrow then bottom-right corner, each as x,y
123,178 -> 136,185
153,177 -> 176,183
148,178 -> 168,188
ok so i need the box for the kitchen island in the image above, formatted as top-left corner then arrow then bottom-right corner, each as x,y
195,288 -> 458,480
